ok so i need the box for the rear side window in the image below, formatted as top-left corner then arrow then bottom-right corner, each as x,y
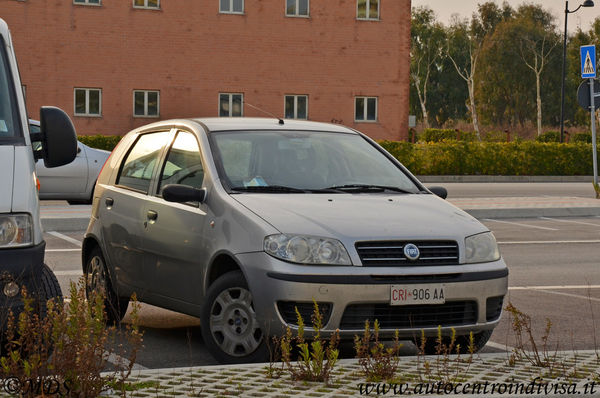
117,131 -> 171,193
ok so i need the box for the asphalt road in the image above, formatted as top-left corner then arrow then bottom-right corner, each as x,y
42,215 -> 600,369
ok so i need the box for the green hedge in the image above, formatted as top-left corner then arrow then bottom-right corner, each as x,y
78,135 -> 122,151
379,141 -> 597,175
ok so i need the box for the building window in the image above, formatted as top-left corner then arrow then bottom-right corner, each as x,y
134,90 -> 160,117
133,0 -> 160,9
355,96 -> 377,122
74,88 -> 101,117
219,93 -> 243,117
357,0 -> 379,20
220,0 -> 243,13
285,95 -> 308,119
73,0 -> 101,5
286,0 -> 309,17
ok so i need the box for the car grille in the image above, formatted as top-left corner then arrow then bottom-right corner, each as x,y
486,296 -> 504,322
355,240 -> 459,266
340,301 -> 477,329
277,301 -> 332,327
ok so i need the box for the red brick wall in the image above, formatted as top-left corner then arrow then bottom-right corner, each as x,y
2,0 -> 410,140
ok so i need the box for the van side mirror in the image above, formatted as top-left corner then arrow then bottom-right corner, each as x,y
31,107 -> 77,168
428,186 -> 448,199
162,184 -> 206,204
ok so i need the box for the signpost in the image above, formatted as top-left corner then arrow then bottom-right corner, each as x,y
580,45 -> 598,193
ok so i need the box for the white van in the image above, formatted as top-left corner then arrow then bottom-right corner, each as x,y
0,18 -> 77,319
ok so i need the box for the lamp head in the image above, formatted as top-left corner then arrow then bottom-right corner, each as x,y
583,0 -> 594,7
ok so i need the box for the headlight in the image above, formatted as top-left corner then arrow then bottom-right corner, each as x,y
264,234 -> 352,265
465,232 -> 500,264
0,215 -> 33,248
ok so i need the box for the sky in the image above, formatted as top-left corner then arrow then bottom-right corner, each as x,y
412,0 -> 600,32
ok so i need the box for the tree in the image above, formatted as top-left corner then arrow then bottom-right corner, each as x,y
410,7 -> 445,128
513,5 -> 559,135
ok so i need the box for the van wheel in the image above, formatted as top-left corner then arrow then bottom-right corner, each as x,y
37,264 -> 63,317
85,247 -> 128,324
201,271 -> 267,364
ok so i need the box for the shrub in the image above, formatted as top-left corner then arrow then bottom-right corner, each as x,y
78,135 -> 122,151
482,130 -> 509,142
280,301 -> 339,384
535,131 -> 560,142
354,320 -> 402,382
418,128 -> 477,143
379,141 -> 596,176
0,280 -> 142,397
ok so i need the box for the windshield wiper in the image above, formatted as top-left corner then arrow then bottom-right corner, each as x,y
324,184 -> 415,194
230,185 -> 308,193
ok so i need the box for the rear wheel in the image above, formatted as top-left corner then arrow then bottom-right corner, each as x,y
200,271 -> 267,364
85,246 -> 128,324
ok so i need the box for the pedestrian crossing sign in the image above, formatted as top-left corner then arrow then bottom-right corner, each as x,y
581,45 -> 596,78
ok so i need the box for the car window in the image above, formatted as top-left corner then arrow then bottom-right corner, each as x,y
117,131 -> 171,193
158,130 -> 204,194
211,130 -> 420,192
0,37 -> 22,142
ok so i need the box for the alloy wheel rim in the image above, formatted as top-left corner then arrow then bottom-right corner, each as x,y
87,255 -> 107,295
209,287 -> 262,357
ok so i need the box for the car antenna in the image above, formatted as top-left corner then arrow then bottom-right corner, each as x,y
243,101 -> 285,125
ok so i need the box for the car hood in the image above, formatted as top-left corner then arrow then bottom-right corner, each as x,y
232,193 -> 487,241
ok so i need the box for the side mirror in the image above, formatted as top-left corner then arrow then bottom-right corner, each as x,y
32,107 -> 77,168
162,184 -> 206,204
428,186 -> 448,199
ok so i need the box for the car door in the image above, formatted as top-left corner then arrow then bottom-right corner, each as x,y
99,130 -> 173,297
36,142 -> 88,197
141,129 -> 209,305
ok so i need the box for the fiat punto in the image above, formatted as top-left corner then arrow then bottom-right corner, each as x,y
82,118 -> 508,363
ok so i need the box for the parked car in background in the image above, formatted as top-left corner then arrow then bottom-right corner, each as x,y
82,117 -> 508,364
29,120 -> 110,204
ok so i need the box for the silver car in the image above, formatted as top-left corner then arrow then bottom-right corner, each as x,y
30,120 -> 110,204
82,118 -> 508,364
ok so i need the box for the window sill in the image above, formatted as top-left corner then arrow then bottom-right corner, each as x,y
285,14 -> 310,19
356,18 -> 380,22
133,115 -> 160,118
74,114 -> 102,118
354,120 -> 378,123
73,2 -> 102,7
219,11 -> 245,15
133,6 -> 161,10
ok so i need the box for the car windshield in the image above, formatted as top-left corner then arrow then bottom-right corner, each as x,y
0,37 -> 22,143
210,130 -> 421,193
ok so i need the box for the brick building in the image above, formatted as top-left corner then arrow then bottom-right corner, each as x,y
2,0 -> 411,140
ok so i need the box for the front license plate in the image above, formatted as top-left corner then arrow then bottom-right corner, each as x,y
390,284 -> 446,306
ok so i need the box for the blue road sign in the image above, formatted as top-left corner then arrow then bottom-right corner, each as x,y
581,45 -> 596,78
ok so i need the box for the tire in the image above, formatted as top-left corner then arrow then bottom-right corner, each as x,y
200,271 -> 267,364
84,246 -> 129,324
36,264 -> 63,317
417,329 -> 493,355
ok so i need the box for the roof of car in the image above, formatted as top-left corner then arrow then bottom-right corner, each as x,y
191,117 -> 358,134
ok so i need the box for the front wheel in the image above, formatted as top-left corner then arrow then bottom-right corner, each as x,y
85,246 -> 128,324
200,271 -> 267,364
36,264 -> 63,317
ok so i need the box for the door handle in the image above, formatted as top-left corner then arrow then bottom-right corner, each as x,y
146,210 -> 158,221
105,197 -> 114,208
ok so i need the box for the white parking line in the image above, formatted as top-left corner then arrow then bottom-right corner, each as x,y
485,341 -> 514,352
53,270 -> 83,276
106,352 -> 148,371
47,249 -> 81,252
498,240 -> 600,245
47,231 -> 82,247
482,219 -> 558,231
509,285 -> 600,290
538,217 -> 600,227
536,290 -> 600,303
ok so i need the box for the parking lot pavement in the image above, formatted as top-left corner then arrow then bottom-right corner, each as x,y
40,215 -> 600,368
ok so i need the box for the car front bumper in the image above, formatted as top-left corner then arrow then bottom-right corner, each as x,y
239,252 -> 508,338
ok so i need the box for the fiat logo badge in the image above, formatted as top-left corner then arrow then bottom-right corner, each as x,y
403,243 -> 420,261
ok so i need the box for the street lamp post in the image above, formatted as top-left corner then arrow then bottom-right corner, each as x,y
560,0 -> 594,143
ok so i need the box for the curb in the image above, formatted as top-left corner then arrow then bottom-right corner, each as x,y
417,175 -> 594,183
